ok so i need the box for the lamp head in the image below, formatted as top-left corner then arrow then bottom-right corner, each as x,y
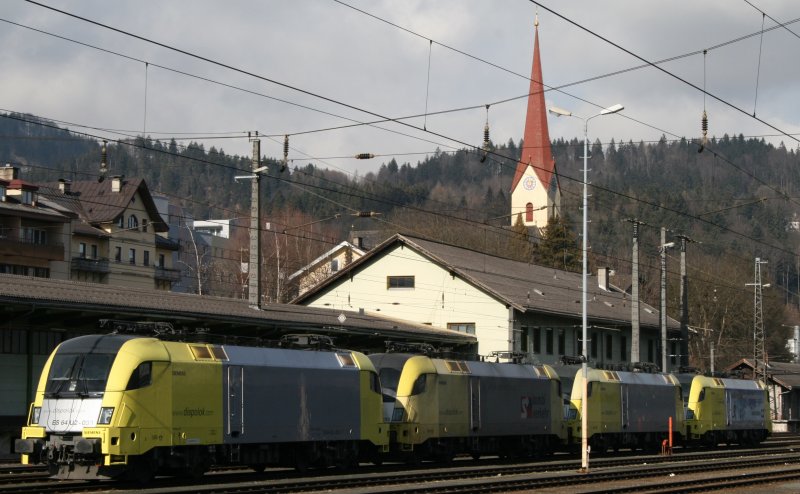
600,104 -> 624,115
548,106 -> 572,117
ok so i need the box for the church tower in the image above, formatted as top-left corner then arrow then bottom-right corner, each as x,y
510,16 -> 561,229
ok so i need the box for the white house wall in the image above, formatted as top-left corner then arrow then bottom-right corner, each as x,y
305,245 -> 509,356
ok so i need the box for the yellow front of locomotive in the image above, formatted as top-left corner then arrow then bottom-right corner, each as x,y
16,335 -> 184,479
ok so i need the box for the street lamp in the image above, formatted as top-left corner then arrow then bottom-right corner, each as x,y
548,103 -> 624,472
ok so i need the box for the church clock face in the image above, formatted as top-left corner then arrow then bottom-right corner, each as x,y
523,176 -> 536,191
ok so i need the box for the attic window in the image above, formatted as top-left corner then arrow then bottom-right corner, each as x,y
387,275 -> 414,289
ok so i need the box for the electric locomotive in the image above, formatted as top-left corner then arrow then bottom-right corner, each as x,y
369,352 -> 565,461
684,374 -> 771,445
569,368 -> 685,453
15,334 -> 388,480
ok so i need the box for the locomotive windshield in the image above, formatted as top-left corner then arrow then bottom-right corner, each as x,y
45,353 -> 115,397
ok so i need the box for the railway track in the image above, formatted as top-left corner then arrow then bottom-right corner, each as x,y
2,443 -> 799,494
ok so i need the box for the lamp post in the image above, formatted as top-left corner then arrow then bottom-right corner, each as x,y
548,103 -> 624,472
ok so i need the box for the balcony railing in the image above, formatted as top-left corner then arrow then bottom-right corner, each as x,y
0,237 -> 64,260
71,257 -> 110,273
154,266 -> 181,282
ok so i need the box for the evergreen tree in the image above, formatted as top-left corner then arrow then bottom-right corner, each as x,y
533,212 -> 580,272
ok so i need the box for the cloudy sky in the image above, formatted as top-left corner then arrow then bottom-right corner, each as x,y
1,0 -> 798,176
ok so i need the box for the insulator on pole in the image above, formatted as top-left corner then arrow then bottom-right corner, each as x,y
353,211 -> 381,217
354,153 -> 375,160
698,110 -> 708,153
480,104 -> 490,163
98,140 -> 108,182
280,135 -> 289,172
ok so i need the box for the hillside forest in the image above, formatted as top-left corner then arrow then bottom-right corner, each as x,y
3,111 -> 800,370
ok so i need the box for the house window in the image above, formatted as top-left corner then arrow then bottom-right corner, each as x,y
141,218 -> 148,232
158,254 -> 165,268
606,334 -> 613,360
545,328 -> 553,354
21,227 -> 47,245
331,259 -> 339,272
447,323 -> 475,335
143,251 -> 150,266
116,215 -> 124,228
127,215 -> 139,230
533,327 -> 541,353
387,275 -> 414,289
0,184 -> 5,200
78,243 -> 86,258
591,332 -> 598,358
90,244 -> 98,259
647,339 -> 655,362
129,248 -> 136,265
525,202 -> 534,222
114,246 -> 122,262
558,329 -> 565,356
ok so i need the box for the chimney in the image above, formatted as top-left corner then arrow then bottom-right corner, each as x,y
111,175 -> 123,193
598,267 -> 610,291
0,164 -> 19,181
58,178 -> 72,194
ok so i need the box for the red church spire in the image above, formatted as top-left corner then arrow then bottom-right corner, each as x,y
510,17 -> 556,193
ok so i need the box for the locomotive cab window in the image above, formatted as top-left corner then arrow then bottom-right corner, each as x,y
126,362 -> 152,390
410,373 -> 429,395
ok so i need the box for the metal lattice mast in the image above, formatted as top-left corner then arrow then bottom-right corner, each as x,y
752,258 -> 768,373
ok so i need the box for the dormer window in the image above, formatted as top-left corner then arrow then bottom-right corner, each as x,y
21,190 -> 34,205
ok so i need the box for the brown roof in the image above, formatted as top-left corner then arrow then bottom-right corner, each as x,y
0,273 -> 474,346
57,178 -> 168,232
294,233 -> 676,330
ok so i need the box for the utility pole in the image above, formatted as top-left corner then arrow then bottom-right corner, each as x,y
659,227 -> 675,373
675,234 -> 695,368
248,134 -> 262,309
746,257 -> 769,378
625,218 -> 645,363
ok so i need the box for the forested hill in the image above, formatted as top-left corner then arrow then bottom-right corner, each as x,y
4,112 -> 800,363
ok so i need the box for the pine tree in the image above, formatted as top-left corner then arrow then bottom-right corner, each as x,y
534,212 -> 580,272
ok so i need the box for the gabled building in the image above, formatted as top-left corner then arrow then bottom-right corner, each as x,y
288,240 -> 365,298
45,175 -> 180,290
292,234 -> 676,366
0,165 -> 71,279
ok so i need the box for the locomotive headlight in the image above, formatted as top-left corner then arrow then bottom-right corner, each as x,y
30,407 -> 41,425
97,407 -> 115,425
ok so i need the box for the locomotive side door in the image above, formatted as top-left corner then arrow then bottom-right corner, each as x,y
469,376 -> 481,431
227,365 -> 244,437
620,383 -> 629,429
